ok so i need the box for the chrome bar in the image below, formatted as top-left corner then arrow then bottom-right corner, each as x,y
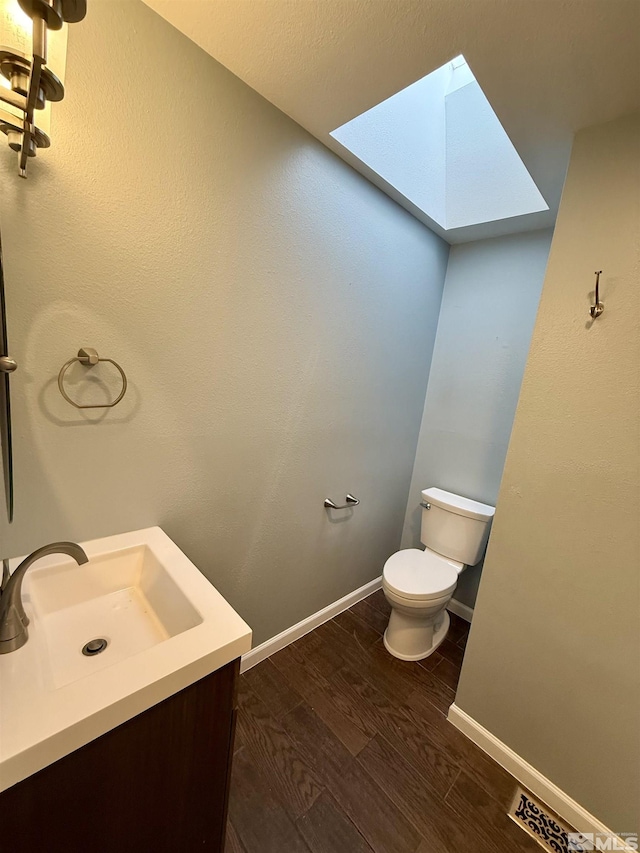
324,494 -> 360,510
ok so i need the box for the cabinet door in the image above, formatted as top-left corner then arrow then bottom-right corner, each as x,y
0,659 -> 239,852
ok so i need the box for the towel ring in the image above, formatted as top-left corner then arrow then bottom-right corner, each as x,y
58,347 -> 127,409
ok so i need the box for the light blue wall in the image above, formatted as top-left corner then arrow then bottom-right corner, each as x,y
0,0 -> 448,648
401,229 -> 553,607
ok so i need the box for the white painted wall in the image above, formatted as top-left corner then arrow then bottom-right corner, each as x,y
445,82 -> 548,229
331,60 -> 548,233
456,113 -> 640,833
331,62 -> 449,226
401,229 -> 552,607
0,0 -> 448,646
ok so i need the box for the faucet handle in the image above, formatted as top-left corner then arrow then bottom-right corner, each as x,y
1,558 -> 29,628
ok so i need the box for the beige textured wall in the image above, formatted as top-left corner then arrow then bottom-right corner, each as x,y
0,0 -> 448,645
456,113 -> 640,832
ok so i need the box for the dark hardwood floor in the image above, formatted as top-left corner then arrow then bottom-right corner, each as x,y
227,590 -> 537,853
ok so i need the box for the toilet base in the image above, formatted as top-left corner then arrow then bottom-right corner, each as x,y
383,610 -> 450,661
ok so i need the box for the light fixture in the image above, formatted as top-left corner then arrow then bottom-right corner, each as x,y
0,0 -> 85,177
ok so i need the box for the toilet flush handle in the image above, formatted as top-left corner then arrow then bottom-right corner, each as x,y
420,501 -> 431,510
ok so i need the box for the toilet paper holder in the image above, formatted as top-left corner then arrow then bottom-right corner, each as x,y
324,494 -> 360,510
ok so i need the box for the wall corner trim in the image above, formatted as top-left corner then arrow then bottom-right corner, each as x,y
240,576 -> 383,673
447,703 -> 633,850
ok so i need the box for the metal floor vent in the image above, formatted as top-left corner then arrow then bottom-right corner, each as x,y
508,787 -> 583,853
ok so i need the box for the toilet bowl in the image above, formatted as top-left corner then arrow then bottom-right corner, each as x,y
382,487 -> 495,661
382,548 -> 461,661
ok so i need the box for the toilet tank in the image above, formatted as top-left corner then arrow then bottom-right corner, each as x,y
421,487 -> 495,566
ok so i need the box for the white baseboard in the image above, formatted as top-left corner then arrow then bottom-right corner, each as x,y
240,576 -> 383,673
447,704 -> 633,850
447,598 -> 474,623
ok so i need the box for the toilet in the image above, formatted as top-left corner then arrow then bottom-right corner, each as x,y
382,487 -> 495,661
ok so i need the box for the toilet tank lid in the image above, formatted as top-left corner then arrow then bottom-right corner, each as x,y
422,487 -> 495,521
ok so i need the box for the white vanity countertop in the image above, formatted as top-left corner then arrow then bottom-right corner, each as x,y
0,527 -> 252,793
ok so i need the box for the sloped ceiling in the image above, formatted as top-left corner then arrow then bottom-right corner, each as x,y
142,0 -> 640,243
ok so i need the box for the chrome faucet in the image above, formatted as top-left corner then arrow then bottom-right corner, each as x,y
0,542 -> 88,654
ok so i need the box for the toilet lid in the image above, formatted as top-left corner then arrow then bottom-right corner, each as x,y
383,549 -> 458,600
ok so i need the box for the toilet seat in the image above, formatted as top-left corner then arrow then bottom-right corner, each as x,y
383,549 -> 459,601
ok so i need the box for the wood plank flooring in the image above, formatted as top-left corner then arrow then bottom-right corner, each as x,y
227,591 -> 537,853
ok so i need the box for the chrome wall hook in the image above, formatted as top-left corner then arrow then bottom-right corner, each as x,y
590,270 -> 604,319
324,494 -> 360,510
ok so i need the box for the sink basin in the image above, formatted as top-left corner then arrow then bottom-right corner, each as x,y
0,527 -> 251,792
30,544 -> 203,688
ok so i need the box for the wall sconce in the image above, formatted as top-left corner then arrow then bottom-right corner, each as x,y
0,0 -> 85,177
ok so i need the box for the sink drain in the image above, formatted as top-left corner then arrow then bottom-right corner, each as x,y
82,638 -> 108,656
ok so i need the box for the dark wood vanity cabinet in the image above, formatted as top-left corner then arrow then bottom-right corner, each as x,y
0,659 -> 239,853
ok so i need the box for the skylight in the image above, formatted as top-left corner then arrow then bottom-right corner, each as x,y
330,56 -> 548,231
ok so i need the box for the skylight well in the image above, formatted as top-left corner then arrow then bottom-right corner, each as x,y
330,55 -> 548,231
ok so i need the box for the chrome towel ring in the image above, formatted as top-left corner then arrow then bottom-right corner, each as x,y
58,347 -> 127,409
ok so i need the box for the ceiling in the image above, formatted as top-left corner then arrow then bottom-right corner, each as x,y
142,0 -> 640,243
